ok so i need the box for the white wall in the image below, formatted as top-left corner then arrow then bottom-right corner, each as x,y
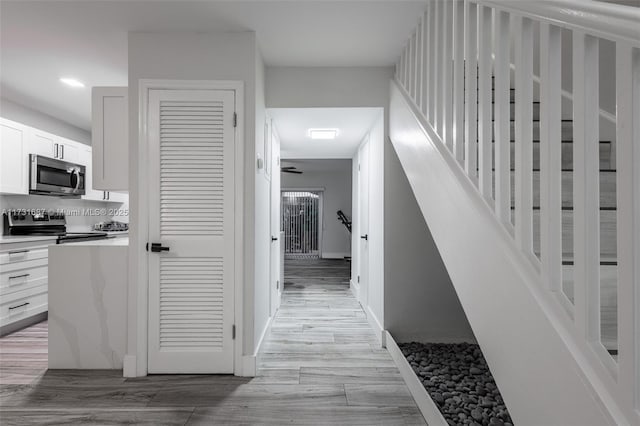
266,67 -> 395,109
384,145 -> 475,343
281,159 -> 352,259
127,32 -> 260,375
0,98 -> 90,145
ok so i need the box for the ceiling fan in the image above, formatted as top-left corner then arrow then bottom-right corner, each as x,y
281,166 -> 303,174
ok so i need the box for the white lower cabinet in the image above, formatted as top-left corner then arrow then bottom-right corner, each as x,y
0,241 -> 50,333
0,286 -> 47,327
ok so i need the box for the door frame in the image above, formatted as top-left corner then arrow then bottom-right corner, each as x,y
356,138 -> 370,307
134,79 -> 244,376
281,187 -> 324,258
268,118 -> 281,317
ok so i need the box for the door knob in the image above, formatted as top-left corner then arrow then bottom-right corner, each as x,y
271,236 -> 278,241
360,234 -> 368,241
147,243 -> 170,252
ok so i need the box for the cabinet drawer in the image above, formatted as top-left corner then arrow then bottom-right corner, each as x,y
0,247 -> 48,265
0,262 -> 47,296
0,285 -> 47,327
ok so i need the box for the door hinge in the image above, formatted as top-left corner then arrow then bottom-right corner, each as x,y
233,112 -> 237,128
357,275 -> 360,283
277,280 -> 279,290
232,324 -> 236,340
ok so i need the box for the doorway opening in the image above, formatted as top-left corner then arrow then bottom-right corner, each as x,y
265,107 -> 384,341
281,190 -> 322,259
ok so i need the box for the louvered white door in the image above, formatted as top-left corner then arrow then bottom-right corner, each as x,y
147,89 -> 235,374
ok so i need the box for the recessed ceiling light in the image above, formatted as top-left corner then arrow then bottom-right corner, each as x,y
60,77 -> 85,88
308,128 -> 338,140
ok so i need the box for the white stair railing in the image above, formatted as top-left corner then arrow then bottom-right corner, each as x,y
394,1 -> 640,423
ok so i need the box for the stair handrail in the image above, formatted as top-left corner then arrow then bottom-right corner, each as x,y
480,0 -> 640,45
336,210 -> 352,233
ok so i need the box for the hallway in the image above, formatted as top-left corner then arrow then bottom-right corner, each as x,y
257,258 -> 424,423
0,259 -> 423,425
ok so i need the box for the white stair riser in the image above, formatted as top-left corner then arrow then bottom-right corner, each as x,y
503,120 -> 574,141
489,141 -> 612,170
500,171 -> 617,209
508,210 -> 617,259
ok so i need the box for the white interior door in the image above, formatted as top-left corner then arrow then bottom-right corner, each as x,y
148,88 -> 235,374
270,123 -> 282,315
357,140 -> 370,306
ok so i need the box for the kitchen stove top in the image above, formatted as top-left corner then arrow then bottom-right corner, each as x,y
56,232 -> 109,244
3,211 -> 109,244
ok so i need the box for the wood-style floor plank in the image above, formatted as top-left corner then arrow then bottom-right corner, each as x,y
0,258 -> 425,425
186,406 -> 413,425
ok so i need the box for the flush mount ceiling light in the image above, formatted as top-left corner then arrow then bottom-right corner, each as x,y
308,128 -> 338,140
59,77 -> 85,88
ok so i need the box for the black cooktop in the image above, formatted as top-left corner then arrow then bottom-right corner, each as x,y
56,232 -> 109,244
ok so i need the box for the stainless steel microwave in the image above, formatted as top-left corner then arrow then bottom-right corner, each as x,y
29,154 -> 85,197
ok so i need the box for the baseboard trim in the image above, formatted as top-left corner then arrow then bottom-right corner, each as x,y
0,311 -> 47,337
350,279 -> 360,300
240,355 -> 256,377
385,331 -> 447,426
254,316 -> 273,362
242,315 -> 273,377
123,355 -> 138,377
391,334 -> 478,345
365,306 -> 384,343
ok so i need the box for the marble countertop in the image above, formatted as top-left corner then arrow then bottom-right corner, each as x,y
0,235 -> 58,244
1,231 -> 127,245
52,237 -> 129,247
104,231 -> 129,237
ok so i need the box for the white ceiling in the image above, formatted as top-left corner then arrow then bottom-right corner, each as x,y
0,1 -> 426,131
270,107 -> 381,159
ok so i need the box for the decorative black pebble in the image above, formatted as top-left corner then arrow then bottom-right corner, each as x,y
399,342 -> 514,426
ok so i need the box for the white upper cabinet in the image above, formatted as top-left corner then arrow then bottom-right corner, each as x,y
1,116 -> 125,202
79,146 -> 103,201
27,129 -> 82,163
28,128 -> 56,158
0,118 -> 28,195
56,138 -> 80,163
92,87 -> 128,191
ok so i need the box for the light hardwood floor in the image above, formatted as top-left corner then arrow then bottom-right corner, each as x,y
0,259 -> 424,425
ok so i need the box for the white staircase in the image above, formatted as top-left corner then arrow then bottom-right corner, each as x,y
389,1 -> 640,424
